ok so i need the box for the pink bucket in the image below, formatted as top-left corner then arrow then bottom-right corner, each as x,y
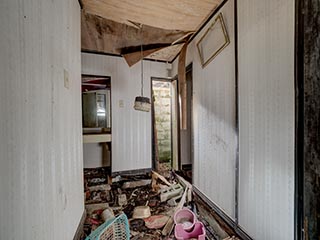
174,222 -> 206,240
173,208 -> 196,231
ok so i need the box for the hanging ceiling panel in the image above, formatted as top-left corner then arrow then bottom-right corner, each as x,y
81,0 -> 224,62
82,0 -> 223,31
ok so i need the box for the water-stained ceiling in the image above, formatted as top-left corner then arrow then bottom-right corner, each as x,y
81,0 -> 223,65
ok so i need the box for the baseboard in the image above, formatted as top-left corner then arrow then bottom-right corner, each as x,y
73,209 -> 86,240
193,186 -> 252,240
111,168 -> 152,177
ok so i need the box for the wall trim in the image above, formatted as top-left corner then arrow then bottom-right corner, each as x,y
78,0 -> 83,9
193,186 -> 253,240
294,0 -> 304,239
73,210 -> 86,240
234,0 -> 240,225
111,168 -> 152,177
81,50 -> 169,64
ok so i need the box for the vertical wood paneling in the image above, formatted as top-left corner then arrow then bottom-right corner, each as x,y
0,0 -> 83,239
238,1 -> 295,239
173,0 -> 237,219
194,0 -> 236,219
81,53 -> 169,172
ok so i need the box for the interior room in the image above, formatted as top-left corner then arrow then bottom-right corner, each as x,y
0,0 -> 319,240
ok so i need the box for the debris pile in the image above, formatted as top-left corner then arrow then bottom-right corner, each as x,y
82,167 -> 241,240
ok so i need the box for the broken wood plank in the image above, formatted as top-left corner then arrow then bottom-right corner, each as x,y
174,172 -> 193,202
152,171 -> 172,186
122,47 -> 163,67
161,188 -> 187,236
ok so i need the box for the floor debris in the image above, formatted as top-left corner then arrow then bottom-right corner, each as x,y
123,179 -> 152,189
160,184 -> 184,202
81,167 -> 243,240
144,215 -> 170,229
132,206 -> 152,219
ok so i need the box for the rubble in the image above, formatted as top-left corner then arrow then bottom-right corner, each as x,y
160,184 -> 183,202
101,208 -> 114,222
118,194 -> 128,206
132,206 -> 151,219
122,179 -> 152,189
82,168 -> 242,240
144,215 -> 169,229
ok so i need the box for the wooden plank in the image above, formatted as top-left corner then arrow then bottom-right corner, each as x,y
83,134 -> 111,143
123,47 -> 163,67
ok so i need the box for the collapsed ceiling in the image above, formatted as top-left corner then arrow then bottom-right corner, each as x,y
81,0 -> 223,64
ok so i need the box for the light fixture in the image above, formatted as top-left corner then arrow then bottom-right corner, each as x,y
134,24 -> 151,112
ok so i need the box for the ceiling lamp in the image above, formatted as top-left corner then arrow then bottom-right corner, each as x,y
134,24 -> 151,112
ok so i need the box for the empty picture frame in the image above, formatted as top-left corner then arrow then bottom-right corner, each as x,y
197,13 -> 230,68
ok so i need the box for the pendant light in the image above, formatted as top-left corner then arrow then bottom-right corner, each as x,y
134,24 -> 151,112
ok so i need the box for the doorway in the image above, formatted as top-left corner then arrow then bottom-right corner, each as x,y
151,78 -> 179,174
81,75 -> 112,170
151,64 -> 193,182
179,64 -> 193,182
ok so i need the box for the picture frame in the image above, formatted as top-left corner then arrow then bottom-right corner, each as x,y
196,13 -> 230,68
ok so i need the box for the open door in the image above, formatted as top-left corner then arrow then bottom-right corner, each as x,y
179,65 -> 193,182
151,78 -> 179,173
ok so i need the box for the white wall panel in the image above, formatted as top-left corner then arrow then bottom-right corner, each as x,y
173,0 -> 237,219
0,0 -> 83,239
238,1 -> 295,239
83,143 -> 110,168
81,53 -> 169,172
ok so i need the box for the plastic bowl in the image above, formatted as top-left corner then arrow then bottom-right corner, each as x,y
132,206 -> 151,219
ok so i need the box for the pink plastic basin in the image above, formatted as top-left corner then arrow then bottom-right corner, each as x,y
174,222 -> 206,240
174,208 -> 196,231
